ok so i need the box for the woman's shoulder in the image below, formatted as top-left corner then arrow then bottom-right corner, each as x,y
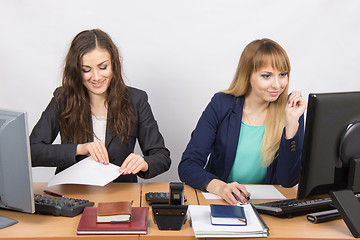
210,92 -> 243,107
127,86 -> 149,104
51,86 -> 62,98
128,86 -> 147,96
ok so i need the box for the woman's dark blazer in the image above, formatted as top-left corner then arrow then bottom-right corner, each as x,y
30,87 -> 171,182
178,92 -> 304,191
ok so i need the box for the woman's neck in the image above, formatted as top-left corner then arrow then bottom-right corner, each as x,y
89,94 -> 107,117
242,95 -> 269,126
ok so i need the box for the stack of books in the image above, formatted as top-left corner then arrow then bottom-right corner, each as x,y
77,201 -> 149,235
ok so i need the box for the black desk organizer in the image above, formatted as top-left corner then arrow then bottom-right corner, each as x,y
151,182 -> 188,230
152,204 -> 188,230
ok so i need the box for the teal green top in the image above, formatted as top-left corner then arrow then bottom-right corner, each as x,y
227,122 -> 267,184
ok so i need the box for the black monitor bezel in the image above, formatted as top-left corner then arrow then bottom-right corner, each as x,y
297,91 -> 360,200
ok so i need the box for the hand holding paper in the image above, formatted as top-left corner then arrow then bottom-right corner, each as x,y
47,157 -> 123,187
76,142 -> 109,165
119,153 -> 148,175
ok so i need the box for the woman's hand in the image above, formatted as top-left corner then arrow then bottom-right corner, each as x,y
119,153 -> 148,175
285,91 -> 307,139
206,179 -> 250,205
76,142 -> 109,165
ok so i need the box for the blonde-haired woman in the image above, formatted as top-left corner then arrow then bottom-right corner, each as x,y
178,38 -> 306,205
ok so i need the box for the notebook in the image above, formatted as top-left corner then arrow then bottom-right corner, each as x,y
97,201 -> 132,223
77,207 -> 148,235
210,204 -> 246,226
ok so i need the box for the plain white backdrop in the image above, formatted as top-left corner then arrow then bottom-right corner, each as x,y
1,0 -> 360,182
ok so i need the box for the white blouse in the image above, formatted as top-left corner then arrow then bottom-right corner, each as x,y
91,115 -> 107,144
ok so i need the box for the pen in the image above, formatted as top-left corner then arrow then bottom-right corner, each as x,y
44,190 -> 64,198
250,203 -> 269,233
232,192 -> 252,205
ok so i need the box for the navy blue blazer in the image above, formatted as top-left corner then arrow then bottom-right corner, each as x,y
30,87 -> 171,182
178,92 -> 304,191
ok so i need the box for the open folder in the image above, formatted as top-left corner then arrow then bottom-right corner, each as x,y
188,204 -> 268,238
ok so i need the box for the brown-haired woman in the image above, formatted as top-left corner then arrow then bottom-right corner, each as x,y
178,38 -> 306,204
30,29 -> 171,182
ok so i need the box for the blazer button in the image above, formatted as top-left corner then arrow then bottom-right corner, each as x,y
291,148 -> 296,152
291,141 -> 296,145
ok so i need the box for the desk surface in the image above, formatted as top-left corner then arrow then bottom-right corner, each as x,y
0,183 -> 355,240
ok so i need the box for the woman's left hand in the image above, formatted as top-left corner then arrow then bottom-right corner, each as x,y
285,91 -> 307,139
119,153 -> 148,175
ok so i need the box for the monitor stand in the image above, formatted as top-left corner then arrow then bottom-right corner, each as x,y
0,215 -> 18,229
329,157 -> 360,238
330,190 -> 360,238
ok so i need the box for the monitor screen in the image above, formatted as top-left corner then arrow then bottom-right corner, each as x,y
0,109 -> 34,215
297,91 -> 360,200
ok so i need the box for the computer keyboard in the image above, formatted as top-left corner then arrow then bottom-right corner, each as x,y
34,194 -> 94,217
145,192 -> 188,205
254,193 -> 360,218
145,192 -> 170,204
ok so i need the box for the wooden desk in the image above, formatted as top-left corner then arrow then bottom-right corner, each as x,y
141,182 -> 198,240
196,185 -> 355,240
0,182 -> 141,240
1,183 -> 355,240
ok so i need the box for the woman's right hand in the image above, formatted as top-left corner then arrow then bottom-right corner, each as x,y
284,91 -> 307,139
206,179 -> 250,205
76,142 -> 109,165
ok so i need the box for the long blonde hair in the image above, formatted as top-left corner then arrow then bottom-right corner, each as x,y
223,38 -> 290,166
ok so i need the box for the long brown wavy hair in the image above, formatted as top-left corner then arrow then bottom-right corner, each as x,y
57,29 -> 133,143
223,38 -> 290,166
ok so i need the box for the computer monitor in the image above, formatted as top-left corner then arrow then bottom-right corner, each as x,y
297,92 -> 360,237
0,109 -> 34,229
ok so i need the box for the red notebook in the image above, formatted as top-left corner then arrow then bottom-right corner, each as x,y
77,207 -> 149,235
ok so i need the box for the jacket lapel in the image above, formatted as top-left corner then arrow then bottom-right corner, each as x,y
105,112 -> 114,148
224,97 -> 244,178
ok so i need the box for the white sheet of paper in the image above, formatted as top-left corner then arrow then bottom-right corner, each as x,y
47,157 -> 121,187
202,192 -> 222,199
202,184 -> 286,199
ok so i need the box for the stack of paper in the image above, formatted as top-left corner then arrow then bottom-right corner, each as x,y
188,204 -> 268,238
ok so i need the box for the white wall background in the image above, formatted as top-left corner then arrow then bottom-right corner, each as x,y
1,0 -> 360,183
